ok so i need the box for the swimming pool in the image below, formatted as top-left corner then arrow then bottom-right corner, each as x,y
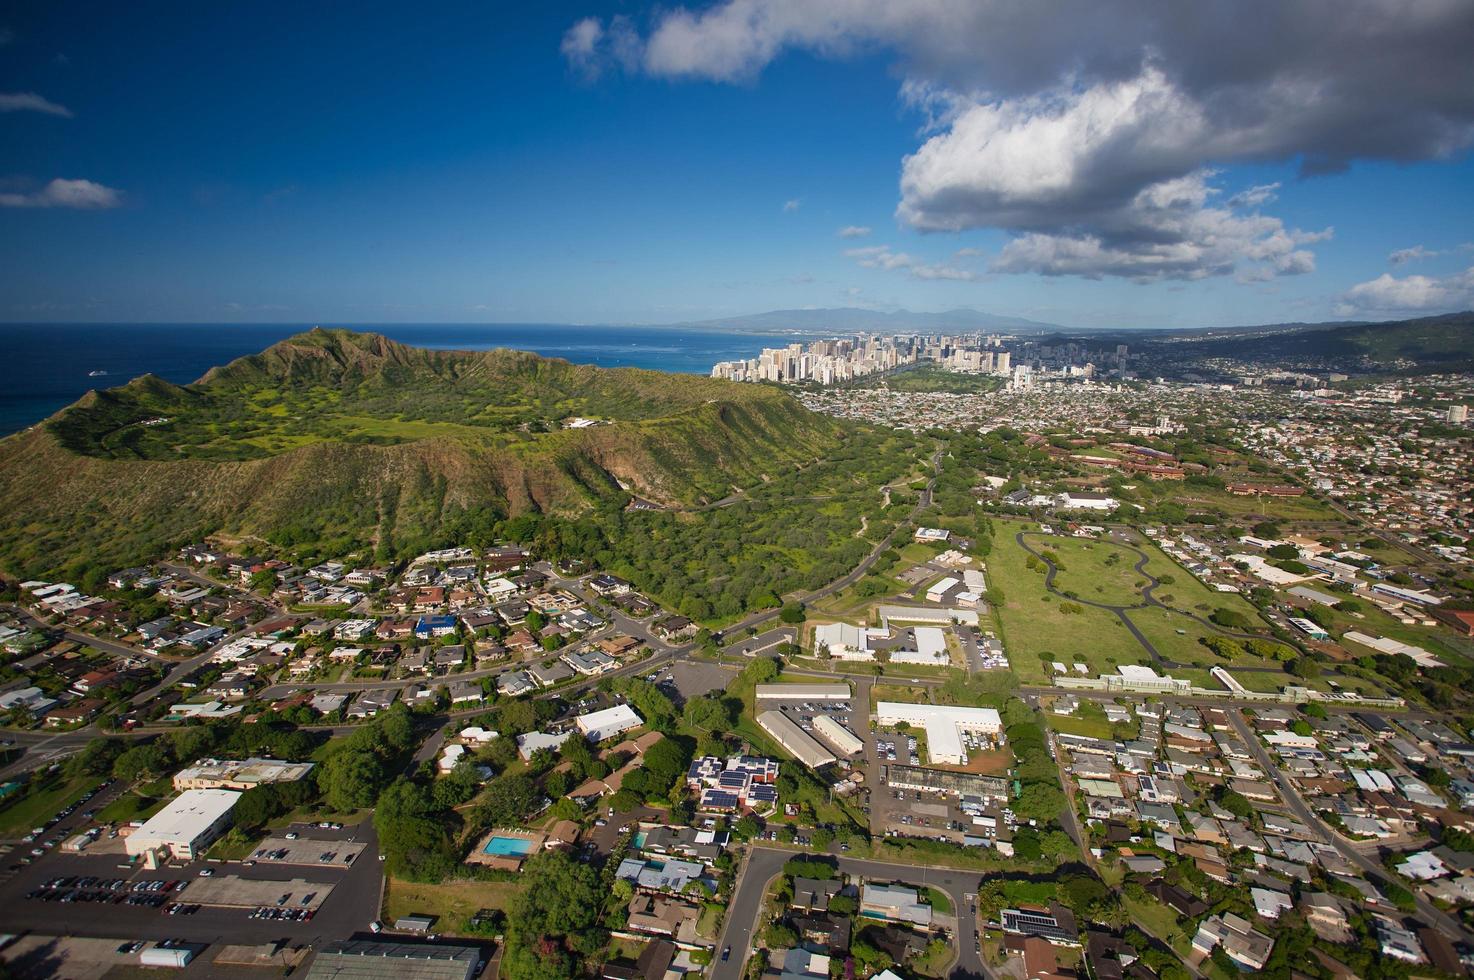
483,835 -> 535,857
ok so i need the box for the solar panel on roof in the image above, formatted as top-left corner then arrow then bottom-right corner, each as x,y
701,790 -> 740,809
747,784 -> 777,801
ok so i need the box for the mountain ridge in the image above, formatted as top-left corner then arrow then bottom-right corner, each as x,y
0,329 -> 847,579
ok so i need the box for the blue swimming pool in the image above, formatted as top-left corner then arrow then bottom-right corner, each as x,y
483,836 -> 535,856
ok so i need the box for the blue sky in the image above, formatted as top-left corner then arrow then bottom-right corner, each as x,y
2,1 -> 1472,329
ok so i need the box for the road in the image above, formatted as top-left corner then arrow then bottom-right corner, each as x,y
1226,706 -> 1473,943
711,845 -> 990,980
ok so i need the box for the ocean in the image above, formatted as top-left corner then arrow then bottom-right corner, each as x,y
0,322 -> 793,437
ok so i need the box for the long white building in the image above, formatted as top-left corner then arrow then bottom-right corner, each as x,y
757,710 -> 837,769
875,702 -> 1002,765
812,715 -> 864,756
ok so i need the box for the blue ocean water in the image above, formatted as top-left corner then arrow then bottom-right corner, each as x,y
0,323 -> 792,436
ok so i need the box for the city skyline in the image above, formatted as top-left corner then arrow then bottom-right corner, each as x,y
0,2 -> 1471,328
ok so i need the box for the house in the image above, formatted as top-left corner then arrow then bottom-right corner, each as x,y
791,914 -> 851,956
1146,879 -> 1207,918
1001,903 -> 1079,946
433,645 -> 466,669
1192,913 -> 1274,970
44,698 -> 104,728
791,877 -> 840,912
1303,893 -> 1353,944
497,672 -> 536,697
1372,915 -> 1425,964
528,660 -> 575,688
449,681 -> 484,704
652,616 -> 697,641
348,689 -> 398,718
622,896 -> 701,943
563,649 -> 617,675
414,615 -> 458,639
588,574 -> 632,596
861,883 -> 933,930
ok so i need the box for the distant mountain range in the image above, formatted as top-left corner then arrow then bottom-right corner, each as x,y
672,307 -> 1068,334
665,307 -> 1474,372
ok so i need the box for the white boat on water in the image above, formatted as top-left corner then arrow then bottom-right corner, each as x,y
88,369 -> 108,377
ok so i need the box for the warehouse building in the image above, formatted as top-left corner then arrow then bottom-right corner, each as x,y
575,704 -> 644,743
813,715 -> 864,756
304,940 -> 481,980
125,788 -> 240,861
875,702 -> 1002,765
757,710 -> 836,769
755,682 -> 851,701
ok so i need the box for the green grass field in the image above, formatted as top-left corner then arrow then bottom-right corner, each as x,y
0,773 -> 104,837
1126,605 -> 1294,669
383,877 -> 524,933
1034,536 -> 1155,607
989,527 -> 1156,681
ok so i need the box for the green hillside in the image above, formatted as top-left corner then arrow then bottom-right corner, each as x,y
0,329 -> 851,580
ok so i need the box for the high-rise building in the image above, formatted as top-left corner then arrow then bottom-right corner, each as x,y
1449,405 -> 1469,424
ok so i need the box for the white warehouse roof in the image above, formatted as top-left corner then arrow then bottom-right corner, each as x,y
575,704 -> 644,742
755,683 -> 851,701
126,789 -> 239,852
875,702 -> 1002,766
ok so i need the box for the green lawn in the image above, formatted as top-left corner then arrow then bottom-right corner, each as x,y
990,536 -> 1155,682
383,877 -> 524,934
0,773 -> 104,837
1126,606 -> 1294,669
1033,535 -> 1155,608
924,886 -> 953,915
97,791 -> 167,824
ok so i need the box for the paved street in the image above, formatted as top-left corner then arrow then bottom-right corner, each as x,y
711,845 -> 989,980
1226,707 -> 1474,944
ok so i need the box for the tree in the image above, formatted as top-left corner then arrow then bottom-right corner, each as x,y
112,742 -> 172,783
502,851 -> 605,980
524,610 -> 546,632
1210,608 -> 1251,630
1267,544 -> 1299,561
734,815 -> 761,839
1290,719 -> 1313,737
683,695 -> 736,734
1216,787 -> 1252,820
1288,656 -> 1321,679
318,749 -> 385,810
779,602 -> 806,624
745,657 -> 780,685
1251,521 -> 1281,539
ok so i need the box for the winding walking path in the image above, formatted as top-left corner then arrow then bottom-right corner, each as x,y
1012,528 -> 1308,675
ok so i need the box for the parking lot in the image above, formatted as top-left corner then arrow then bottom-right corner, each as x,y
766,697 -> 864,758
248,834 -> 364,867
662,660 -> 738,701
0,819 -> 383,948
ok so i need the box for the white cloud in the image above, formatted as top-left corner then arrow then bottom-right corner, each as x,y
565,0 -> 1474,283
561,17 -> 604,77
1388,244 -> 1440,265
1335,265 -> 1474,316
0,178 -> 123,210
846,244 -> 977,281
837,225 -> 871,238
782,198 -> 801,212
988,171 -> 1330,283
0,92 -> 73,117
